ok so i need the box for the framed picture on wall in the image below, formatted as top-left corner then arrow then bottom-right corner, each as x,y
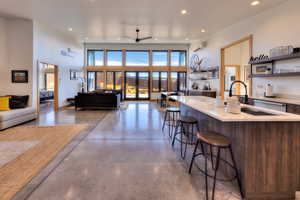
11,70 -> 28,83
70,69 -> 83,80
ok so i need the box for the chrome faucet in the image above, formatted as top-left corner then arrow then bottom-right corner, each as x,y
229,80 -> 248,104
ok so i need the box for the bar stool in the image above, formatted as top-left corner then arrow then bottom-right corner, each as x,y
189,131 -> 244,200
162,107 -> 180,138
172,116 -> 199,159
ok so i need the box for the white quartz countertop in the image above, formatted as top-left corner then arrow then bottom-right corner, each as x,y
249,96 -> 300,106
170,96 -> 300,122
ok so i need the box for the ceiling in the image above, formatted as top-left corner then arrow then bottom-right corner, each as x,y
0,0 -> 285,43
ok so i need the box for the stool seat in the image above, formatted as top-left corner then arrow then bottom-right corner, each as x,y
179,116 -> 198,124
166,107 -> 180,112
197,131 -> 231,147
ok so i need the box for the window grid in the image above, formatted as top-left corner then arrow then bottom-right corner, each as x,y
87,49 -> 187,67
152,72 -> 169,92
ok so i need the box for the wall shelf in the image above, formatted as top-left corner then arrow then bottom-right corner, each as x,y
249,72 -> 300,78
249,52 -> 300,65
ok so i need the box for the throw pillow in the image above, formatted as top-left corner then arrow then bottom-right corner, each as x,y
0,96 -> 11,111
9,95 -> 29,109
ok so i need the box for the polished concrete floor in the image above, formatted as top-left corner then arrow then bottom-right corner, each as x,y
19,102 -> 240,200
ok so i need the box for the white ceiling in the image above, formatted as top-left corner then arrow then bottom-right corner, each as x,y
0,0 -> 285,43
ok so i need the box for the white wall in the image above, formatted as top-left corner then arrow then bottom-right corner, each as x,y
0,17 -> 34,105
34,22 -> 84,107
190,0 -> 300,98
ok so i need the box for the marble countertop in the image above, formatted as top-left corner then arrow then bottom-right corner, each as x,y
248,96 -> 300,106
170,96 -> 300,122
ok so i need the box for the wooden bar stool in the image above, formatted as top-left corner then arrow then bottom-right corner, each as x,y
162,107 -> 180,138
189,131 -> 244,200
172,116 -> 199,159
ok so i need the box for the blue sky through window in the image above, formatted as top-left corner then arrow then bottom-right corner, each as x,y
107,51 -> 122,66
126,51 -> 149,66
152,51 -> 168,66
171,51 -> 186,66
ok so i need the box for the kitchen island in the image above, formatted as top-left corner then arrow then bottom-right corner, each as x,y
170,96 -> 300,200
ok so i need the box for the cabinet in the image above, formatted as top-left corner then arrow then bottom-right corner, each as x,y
286,104 -> 300,115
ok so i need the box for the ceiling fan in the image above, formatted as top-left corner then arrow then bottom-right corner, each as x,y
133,28 -> 152,43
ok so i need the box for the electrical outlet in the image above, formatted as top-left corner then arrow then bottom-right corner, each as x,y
296,191 -> 300,200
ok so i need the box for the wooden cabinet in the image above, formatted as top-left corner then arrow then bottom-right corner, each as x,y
188,90 -> 217,98
287,103 -> 300,115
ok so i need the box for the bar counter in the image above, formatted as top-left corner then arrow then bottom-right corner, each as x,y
171,96 -> 300,200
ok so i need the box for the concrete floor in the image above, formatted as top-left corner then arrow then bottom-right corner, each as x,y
17,102 -> 241,200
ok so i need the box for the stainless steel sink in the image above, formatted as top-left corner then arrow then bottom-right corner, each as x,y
241,107 -> 278,116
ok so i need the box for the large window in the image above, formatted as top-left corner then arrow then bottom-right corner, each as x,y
106,72 -> 114,89
126,51 -> 149,66
106,71 -> 123,90
152,72 -> 168,92
152,51 -> 168,66
87,72 -> 96,92
107,50 -> 123,66
87,50 -> 104,66
171,50 -> 186,66
170,72 -> 186,91
96,72 -> 105,89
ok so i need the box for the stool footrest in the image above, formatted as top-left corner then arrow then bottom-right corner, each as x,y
192,152 -> 238,182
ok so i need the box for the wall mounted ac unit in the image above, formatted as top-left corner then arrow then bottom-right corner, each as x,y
193,41 -> 207,52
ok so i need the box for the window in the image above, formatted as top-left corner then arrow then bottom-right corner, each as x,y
87,50 -> 104,66
161,72 -> 168,91
115,72 -> 123,90
152,51 -> 168,66
107,50 -> 123,66
87,72 -> 95,92
106,72 -> 114,89
171,51 -> 186,66
126,51 -> 149,66
152,72 -> 160,92
179,72 -> 187,91
152,72 -> 168,92
171,72 -> 178,91
106,71 -> 123,90
170,72 -> 186,91
96,72 -> 105,89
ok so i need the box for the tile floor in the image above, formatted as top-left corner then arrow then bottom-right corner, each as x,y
16,102 -> 241,200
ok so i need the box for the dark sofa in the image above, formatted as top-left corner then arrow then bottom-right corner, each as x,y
75,90 -> 121,110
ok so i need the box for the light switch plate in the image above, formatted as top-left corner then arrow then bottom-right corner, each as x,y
296,191 -> 300,200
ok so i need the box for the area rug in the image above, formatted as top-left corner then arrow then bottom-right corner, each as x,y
0,125 -> 88,200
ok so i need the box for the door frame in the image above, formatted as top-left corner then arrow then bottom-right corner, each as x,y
37,61 -> 59,112
124,71 -> 150,100
220,35 -> 253,99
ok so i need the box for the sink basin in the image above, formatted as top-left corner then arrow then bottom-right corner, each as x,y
241,107 -> 278,116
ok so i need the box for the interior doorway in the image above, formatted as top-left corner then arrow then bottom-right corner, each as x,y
220,35 -> 253,99
224,65 -> 241,95
38,62 -> 59,113
124,71 -> 150,100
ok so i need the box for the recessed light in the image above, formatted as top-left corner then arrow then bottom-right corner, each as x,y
85,37 -> 89,40
68,28 -> 73,32
181,10 -> 187,15
154,38 -> 158,41
201,29 -> 206,33
251,1 -> 260,6
185,38 -> 189,40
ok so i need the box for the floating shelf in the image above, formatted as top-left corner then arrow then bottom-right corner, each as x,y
249,72 -> 300,78
249,52 -> 300,65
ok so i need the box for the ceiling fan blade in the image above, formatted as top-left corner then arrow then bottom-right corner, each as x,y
138,36 -> 152,41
